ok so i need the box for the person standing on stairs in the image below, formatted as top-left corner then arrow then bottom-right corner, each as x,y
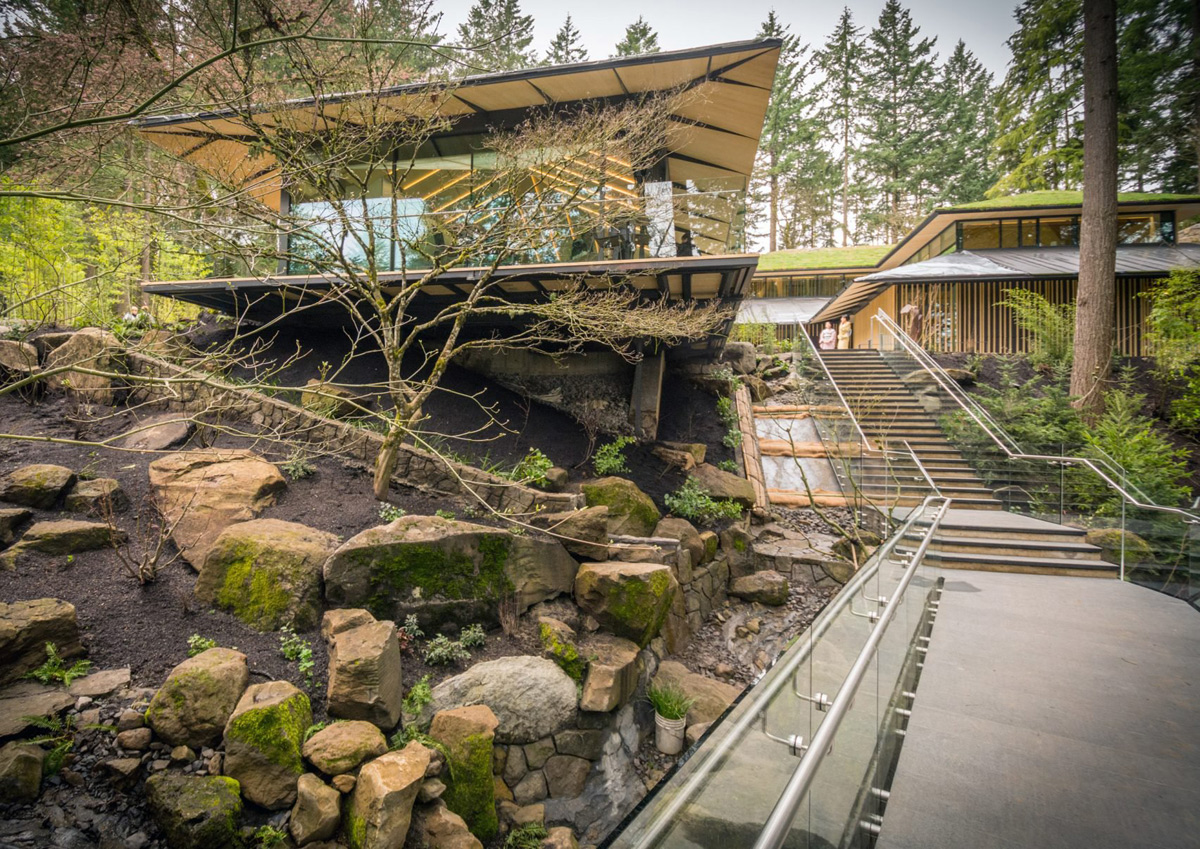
837,315 -> 852,349
818,321 -> 837,350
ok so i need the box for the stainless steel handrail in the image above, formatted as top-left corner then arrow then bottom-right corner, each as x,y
903,439 -> 941,498
870,310 -> 1200,524
751,497 -> 952,849
796,324 -> 872,447
623,495 -> 941,849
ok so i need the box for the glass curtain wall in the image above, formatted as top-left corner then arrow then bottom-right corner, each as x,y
285,142 -> 746,274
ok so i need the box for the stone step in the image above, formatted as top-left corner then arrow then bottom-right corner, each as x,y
916,534 -> 1104,561
913,518 -> 1090,544
914,549 -> 1117,577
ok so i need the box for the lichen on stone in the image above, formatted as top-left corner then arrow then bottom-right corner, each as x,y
539,622 -> 585,682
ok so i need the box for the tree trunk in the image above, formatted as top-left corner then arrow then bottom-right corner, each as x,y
1192,0 -> 1200,193
1071,0 -> 1119,422
841,118 -> 850,247
372,433 -> 401,500
769,151 -> 779,253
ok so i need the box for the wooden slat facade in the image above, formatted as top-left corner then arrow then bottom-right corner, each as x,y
847,277 -> 1158,357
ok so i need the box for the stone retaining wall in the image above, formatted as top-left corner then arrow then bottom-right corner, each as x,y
125,352 -> 582,515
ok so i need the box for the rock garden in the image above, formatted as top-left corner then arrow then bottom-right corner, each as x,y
0,328 -> 862,849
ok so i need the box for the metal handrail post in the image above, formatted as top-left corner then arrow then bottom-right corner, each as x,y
751,498 -> 952,849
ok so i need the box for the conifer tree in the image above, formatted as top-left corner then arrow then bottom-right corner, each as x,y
545,15 -> 588,65
857,0 -> 938,242
816,8 -> 864,246
927,41 -> 996,206
614,17 -> 660,57
456,0 -> 538,72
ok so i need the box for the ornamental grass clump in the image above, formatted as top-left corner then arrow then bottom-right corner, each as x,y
646,682 -> 694,721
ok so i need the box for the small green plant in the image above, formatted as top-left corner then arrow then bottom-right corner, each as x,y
435,509 -> 456,520
252,824 -> 289,849
303,721 -> 329,742
403,614 -> 425,640
712,366 -> 743,391
389,725 -> 448,756
378,502 -> 407,522
24,714 -> 76,774
504,823 -> 549,849
646,683 -> 694,721
402,674 -> 433,716
664,477 -> 744,525
186,634 -> 217,657
717,458 -> 739,473
279,627 -> 315,687
281,451 -> 316,480
460,623 -> 486,648
24,642 -> 92,686
423,635 -> 471,666
999,288 -> 1075,367
507,448 -> 553,487
593,435 -> 635,475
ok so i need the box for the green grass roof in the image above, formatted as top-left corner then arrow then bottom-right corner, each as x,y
756,243 -> 895,272
946,190 -> 1200,211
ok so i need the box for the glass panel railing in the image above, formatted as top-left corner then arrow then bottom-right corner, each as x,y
869,309 -> 1200,607
604,497 -> 949,849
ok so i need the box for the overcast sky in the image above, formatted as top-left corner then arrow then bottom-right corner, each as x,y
437,0 -> 1023,78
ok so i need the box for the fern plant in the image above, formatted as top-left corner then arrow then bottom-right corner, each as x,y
999,288 -> 1075,367
23,642 -> 92,686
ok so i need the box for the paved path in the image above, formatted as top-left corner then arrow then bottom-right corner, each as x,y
878,571 -> 1200,849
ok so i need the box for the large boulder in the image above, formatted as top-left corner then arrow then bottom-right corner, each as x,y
0,340 -> 39,385
653,661 -> 741,726
728,571 -> 790,606
145,647 -> 249,749
2,519 -> 123,564
290,773 -> 342,846
195,519 -> 338,631
144,772 -> 243,849
44,327 -> 125,404
1085,527 -> 1154,565
0,741 -> 43,802
573,562 -> 678,647
422,657 -> 577,745
327,620 -> 404,728
506,536 -> 580,614
0,464 -> 75,509
118,414 -> 195,452
429,705 -> 499,841
688,464 -> 755,509
302,720 -> 388,776
720,341 -> 757,375
63,478 -> 127,515
409,801 -> 483,849
581,478 -> 660,537
223,679 -> 312,810
324,515 -> 518,628
0,507 -> 31,545
0,598 -> 82,686
0,681 -> 75,738
346,741 -> 431,849
578,635 -> 641,713
529,507 -> 609,560
653,518 -> 703,566
148,449 -> 287,567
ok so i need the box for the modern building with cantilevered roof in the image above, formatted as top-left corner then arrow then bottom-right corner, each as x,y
749,192 -> 1200,356
136,40 -> 781,346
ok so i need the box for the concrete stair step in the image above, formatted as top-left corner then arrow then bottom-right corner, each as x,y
915,549 -> 1117,577
922,535 -> 1104,561
914,518 -> 1090,544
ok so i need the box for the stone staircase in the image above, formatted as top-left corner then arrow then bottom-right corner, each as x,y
817,349 -> 1115,578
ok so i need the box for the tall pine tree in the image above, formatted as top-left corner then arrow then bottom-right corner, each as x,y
456,0 -> 537,72
614,18 -> 660,57
857,0 -> 938,242
816,8 -> 864,246
926,41 -> 996,206
545,15 -> 588,65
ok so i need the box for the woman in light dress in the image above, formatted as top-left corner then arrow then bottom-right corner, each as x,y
818,321 -> 837,351
836,315 -> 852,350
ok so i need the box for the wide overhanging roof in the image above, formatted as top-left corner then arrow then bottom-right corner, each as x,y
137,39 -> 781,211
809,244 -> 1200,324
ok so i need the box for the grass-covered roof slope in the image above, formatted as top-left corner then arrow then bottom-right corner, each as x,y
756,244 -> 895,272
946,191 -> 1200,211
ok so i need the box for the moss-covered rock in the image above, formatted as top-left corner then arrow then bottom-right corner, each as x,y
1085,527 -> 1154,565
573,561 -> 678,647
538,618 -> 585,682
581,478 -> 661,537
0,598 -> 82,687
346,741 -> 431,849
145,772 -> 244,849
196,519 -> 338,631
145,647 -> 249,749
223,680 -> 312,810
302,720 -> 388,776
429,705 -> 500,841
323,516 -> 516,629
0,464 -> 75,510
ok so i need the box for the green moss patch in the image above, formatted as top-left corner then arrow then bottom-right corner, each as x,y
364,535 -> 513,620
442,731 -> 499,841
539,623 -> 585,682
225,691 -> 311,775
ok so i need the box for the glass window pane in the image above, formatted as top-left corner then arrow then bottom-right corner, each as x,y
1020,219 -> 1037,247
1000,220 -> 1019,248
1038,216 -> 1078,246
1116,213 -> 1160,244
960,220 -> 1000,250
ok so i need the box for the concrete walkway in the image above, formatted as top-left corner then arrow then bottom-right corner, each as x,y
878,572 -> 1200,849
